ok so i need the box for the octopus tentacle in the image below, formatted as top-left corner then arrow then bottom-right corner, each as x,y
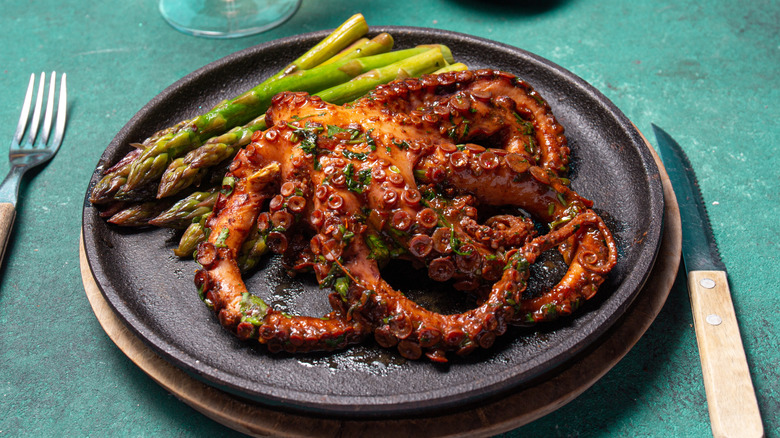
340,207 -> 615,361
511,210 -> 617,324
364,69 -> 569,174
194,69 -> 617,361
197,159 -> 368,353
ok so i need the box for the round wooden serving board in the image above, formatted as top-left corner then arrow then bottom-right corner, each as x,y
80,139 -> 681,437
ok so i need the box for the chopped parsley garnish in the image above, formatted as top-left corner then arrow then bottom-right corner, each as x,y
325,333 -> 347,347
343,163 -> 372,194
319,264 -> 344,289
461,120 -> 470,138
548,204 -> 581,229
342,149 -> 369,161
291,112 -> 326,121
504,254 -> 530,274
513,113 -> 534,135
421,187 -> 438,201
197,284 -> 213,309
327,125 -> 376,152
512,114 -> 537,154
365,233 -> 390,266
239,292 -> 269,325
289,123 -> 323,154
365,129 -> 377,151
215,228 -> 230,248
447,126 -> 458,141
338,224 -> 355,244
541,303 -> 558,318
287,122 -> 327,169
449,228 -> 473,256
392,139 -> 410,150
326,124 -> 361,140
557,192 -> 568,207
333,277 -> 350,301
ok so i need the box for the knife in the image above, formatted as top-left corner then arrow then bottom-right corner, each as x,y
653,125 -> 763,438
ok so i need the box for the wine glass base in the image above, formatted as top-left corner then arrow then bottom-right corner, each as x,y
159,0 -> 302,39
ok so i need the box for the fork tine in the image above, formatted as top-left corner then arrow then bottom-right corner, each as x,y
12,74 -> 36,147
24,72 -> 46,148
49,73 -> 68,152
40,72 -> 57,145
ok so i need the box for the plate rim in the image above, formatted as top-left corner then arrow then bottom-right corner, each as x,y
82,25 -> 665,418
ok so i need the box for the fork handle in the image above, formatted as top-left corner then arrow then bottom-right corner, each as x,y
0,203 -> 17,266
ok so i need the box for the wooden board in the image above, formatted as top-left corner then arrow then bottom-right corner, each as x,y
80,142 -> 681,437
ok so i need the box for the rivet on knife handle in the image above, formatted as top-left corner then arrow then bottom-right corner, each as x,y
688,270 -> 764,438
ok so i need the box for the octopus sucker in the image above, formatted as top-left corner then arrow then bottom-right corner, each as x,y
195,69 -> 617,362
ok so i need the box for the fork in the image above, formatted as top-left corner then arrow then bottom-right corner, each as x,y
0,72 -> 67,265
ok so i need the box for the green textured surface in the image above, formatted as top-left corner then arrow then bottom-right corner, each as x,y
0,0 -> 777,436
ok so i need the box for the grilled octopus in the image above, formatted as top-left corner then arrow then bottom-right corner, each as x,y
194,69 -> 617,362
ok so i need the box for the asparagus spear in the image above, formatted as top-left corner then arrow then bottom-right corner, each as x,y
96,201 -> 131,219
265,13 -> 369,82
156,116 -> 266,198
89,148 -> 142,204
107,201 -> 170,227
432,62 -> 469,74
319,32 -> 394,66
323,37 -> 368,63
174,215 -> 209,257
236,228 -> 268,272
315,46 -> 452,104
147,190 -> 218,229
119,47 -> 434,198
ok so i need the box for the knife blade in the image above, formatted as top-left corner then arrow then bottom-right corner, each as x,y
653,125 -> 763,438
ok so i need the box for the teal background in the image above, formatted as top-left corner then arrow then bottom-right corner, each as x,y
1,0 -> 778,436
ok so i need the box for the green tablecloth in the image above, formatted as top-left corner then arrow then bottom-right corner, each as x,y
1,0 -> 777,436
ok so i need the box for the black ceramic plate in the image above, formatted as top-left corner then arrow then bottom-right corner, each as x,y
83,27 -> 664,418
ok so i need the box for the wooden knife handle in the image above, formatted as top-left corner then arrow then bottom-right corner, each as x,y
688,270 -> 764,437
0,202 -> 16,266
